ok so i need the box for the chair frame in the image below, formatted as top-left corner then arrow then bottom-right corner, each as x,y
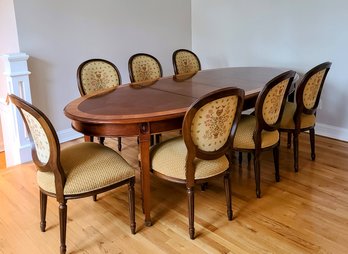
151,87 -> 245,239
280,62 -> 332,172
9,94 -> 135,254
128,53 -> 163,82
172,48 -> 202,75
76,58 -> 123,151
233,71 -> 296,198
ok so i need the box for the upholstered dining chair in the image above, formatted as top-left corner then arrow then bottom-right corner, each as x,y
172,49 -> 201,75
128,53 -> 163,144
150,87 -> 244,239
9,94 -> 136,254
77,58 -> 123,151
232,70 -> 296,198
279,62 -> 332,172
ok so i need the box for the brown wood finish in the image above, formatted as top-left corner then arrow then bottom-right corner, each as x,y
64,67 -> 293,226
280,62 -> 332,172
9,94 -> 136,254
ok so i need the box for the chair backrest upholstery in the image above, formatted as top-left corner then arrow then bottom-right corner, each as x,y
77,58 -> 121,96
9,94 -> 65,199
295,62 -> 332,116
172,49 -> 201,75
128,53 -> 163,82
255,71 -> 296,132
183,87 -> 244,160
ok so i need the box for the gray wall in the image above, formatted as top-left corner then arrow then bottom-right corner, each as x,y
13,0 -> 192,131
192,0 -> 348,140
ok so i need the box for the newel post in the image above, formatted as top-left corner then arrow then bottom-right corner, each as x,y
0,53 -> 32,166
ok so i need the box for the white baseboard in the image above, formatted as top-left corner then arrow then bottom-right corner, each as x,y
315,123 -> 348,142
57,128 -> 83,143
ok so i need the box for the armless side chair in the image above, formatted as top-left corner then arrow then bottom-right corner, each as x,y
128,53 -> 163,144
172,49 -> 201,75
279,62 -> 332,172
9,94 -> 136,254
150,87 -> 245,239
77,58 -> 123,151
232,71 -> 296,198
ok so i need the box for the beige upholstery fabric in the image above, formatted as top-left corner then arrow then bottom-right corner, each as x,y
37,143 -> 134,195
131,56 -> 161,82
191,96 -> 238,151
22,110 -> 50,164
175,51 -> 200,74
151,137 -> 229,180
262,79 -> 289,125
80,61 -> 120,94
280,102 -> 316,129
233,115 -> 279,149
303,69 -> 325,109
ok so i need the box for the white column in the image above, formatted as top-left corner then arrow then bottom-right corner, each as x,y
0,53 -> 32,166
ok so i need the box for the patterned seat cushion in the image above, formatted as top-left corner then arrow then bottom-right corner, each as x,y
280,102 -> 316,129
233,115 -> 279,149
150,137 -> 229,180
37,143 -> 134,195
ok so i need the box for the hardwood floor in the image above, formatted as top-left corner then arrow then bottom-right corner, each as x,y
0,132 -> 347,253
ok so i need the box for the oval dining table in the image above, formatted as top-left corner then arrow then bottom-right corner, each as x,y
64,66 -> 293,226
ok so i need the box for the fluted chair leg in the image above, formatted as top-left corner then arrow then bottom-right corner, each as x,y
293,132 -> 299,172
187,187 -> 195,239
118,137 -> 122,151
224,172 -> 233,220
40,191 -> 47,232
254,152 -> 261,198
310,128 -> 316,160
59,201 -> 67,254
128,178 -> 136,234
273,146 -> 280,182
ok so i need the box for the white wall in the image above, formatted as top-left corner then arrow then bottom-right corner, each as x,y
192,0 -> 348,141
12,0 -> 192,133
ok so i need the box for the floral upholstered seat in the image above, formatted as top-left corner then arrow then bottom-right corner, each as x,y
232,71 -> 296,198
172,49 -> 201,75
150,87 -> 244,239
279,62 -> 332,172
9,94 -> 136,254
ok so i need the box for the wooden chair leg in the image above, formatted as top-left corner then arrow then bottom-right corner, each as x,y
40,191 -> 47,232
128,178 -> 136,234
273,146 -> 280,182
287,132 -> 292,148
224,172 -> 233,220
93,195 -> 97,201
187,187 -> 195,239
155,134 -> 161,144
118,137 -> 122,151
59,201 -> 67,254
238,152 -> 243,164
293,132 -> 299,172
310,128 -> 316,160
254,151 -> 261,198
200,182 -> 208,191
247,153 -> 252,163
99,137 -> 105,145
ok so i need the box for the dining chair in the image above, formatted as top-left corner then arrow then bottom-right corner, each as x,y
128,53 -> 163,144
150,87 -> 244,239
9,94 -> 136,254
279,62 -> 332,172
128,53 -> 163,82
172,49 -> 201,75
232,70 -> 296,198
77,58 -> 123,151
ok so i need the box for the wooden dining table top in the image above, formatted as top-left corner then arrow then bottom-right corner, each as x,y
64,66 -> 293,226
